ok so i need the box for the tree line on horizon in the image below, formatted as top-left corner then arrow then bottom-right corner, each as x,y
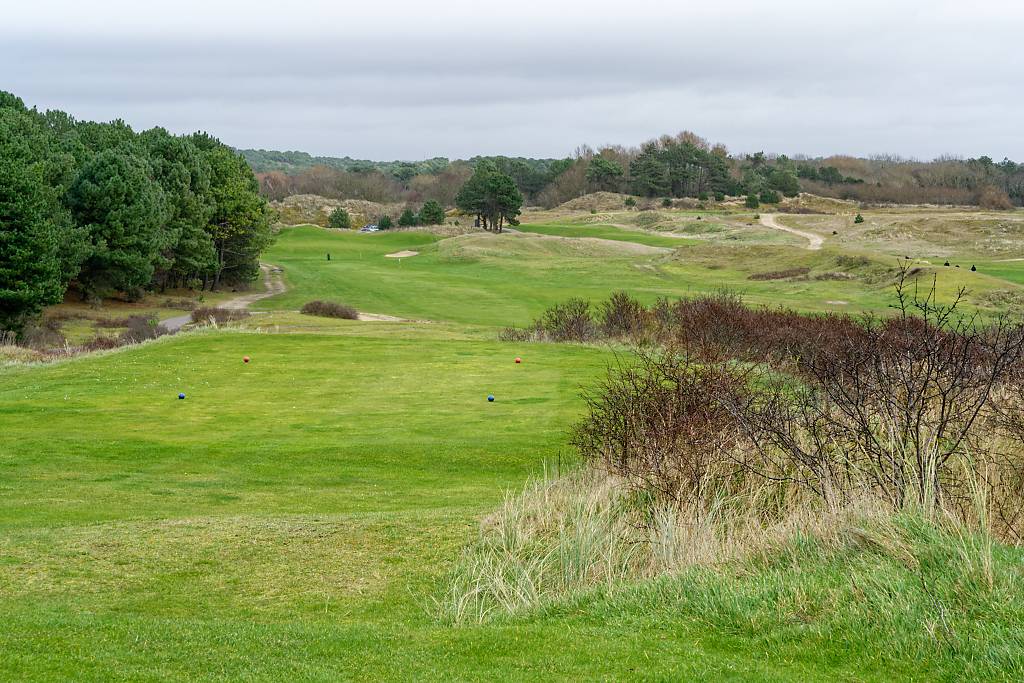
251,133 -> 1024,211
0,91 -> 272,335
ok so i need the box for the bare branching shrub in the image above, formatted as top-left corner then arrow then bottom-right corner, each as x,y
538,298 -> 596,342
20,318 -> 67,350
731,276 -> 1024,515
300,300 -> 358,319
80,336 -> 123,352
498,326 -> 538,342
598,291 -> 649,339
572,349 -> 748,509
119,316 -> 169,343
570,271 -> 1024,541
191,307 -> 251,324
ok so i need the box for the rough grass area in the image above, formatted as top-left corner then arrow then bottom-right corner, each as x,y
440,467 -> 1024,680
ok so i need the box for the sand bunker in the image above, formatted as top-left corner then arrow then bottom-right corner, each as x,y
385,250 -> 419,258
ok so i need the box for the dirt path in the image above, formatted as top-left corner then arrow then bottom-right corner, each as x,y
161,264 -> 285,332
759,214 -> 824,250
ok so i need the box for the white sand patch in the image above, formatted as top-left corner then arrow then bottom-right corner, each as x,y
385,250 -> 419,258
825,300 -> 849,305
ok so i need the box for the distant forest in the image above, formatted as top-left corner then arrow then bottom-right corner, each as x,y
243,135 -> 1024,210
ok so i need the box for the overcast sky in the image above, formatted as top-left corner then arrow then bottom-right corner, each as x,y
3,0 -> 1022,161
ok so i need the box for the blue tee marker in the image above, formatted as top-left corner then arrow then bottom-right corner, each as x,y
178,393 -> 186,400
487,394 -> 495,402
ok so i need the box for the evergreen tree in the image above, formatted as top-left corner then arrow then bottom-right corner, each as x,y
193,136 -> 273,289
586,157 -> 624,192
0,110 -> 69,333
141,127 -> 215,289
328,207 -> 351,229
455,161 -> 522,232
419,199 -> 445,225
398,208 -> 418,226
65,148 -> 169,299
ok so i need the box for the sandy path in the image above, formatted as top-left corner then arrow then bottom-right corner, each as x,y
760,214 -> 824,250
161,264 -> 285,332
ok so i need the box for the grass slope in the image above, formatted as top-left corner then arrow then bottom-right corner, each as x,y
0,327 -> 902,681
7,328 -> 1011,680
6,207 -> 1024,679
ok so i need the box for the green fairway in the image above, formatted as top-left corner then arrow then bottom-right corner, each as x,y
513,222 -> 697,248
260,225 -> 1021,326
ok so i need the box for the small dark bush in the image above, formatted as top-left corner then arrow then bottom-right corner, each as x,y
329,207 -> 352,229
191,307 -> 250,325
748,267 -> 811,281
599,291 -> 649,338
21,318 -> 67,349
539,298 -> 596,342
301,300 -> 359,319
498,326 -> 535,342
119,316 -> 168,343
81,336 -> 123,352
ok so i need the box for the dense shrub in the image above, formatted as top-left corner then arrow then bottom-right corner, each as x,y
744,194 -> 759,208
300,300 -> 358,319
567,278 -> 1024,540
978,186 -> 1014,210
759,189 -> 781,204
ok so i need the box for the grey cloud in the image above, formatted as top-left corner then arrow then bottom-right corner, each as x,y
2,1 -> 1023,160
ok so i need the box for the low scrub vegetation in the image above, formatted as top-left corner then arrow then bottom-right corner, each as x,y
748,266 -> 810,280
118,316 -> 169,343
190,307 -> 250,325
300,300 -> 358,319
468,270 -> 1024,670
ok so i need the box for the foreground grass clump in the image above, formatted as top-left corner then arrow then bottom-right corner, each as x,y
441,466 -> 1024,678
